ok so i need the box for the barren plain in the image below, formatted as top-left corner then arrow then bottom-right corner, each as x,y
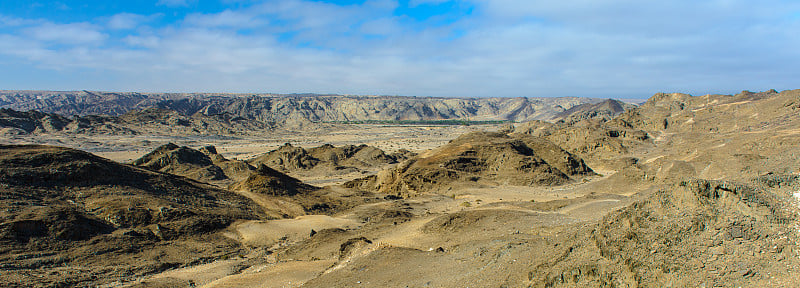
2,90 -> 800,287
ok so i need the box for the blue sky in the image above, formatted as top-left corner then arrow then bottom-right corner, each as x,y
1,0 -> 799,98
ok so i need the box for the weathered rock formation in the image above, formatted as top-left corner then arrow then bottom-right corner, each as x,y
249,143 -> 414,175
346,131 -> 594,197
132,143 -> 228,182
551,98 -> 635,124
229,164 -> 318,197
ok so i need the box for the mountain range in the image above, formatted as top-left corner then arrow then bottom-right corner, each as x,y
0,90 -> 604,125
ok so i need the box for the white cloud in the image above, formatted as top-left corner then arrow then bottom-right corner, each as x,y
25,22 -> 107,45
108,13 -> 155,30
359,17 -> 403,36
184,10 -> 266,28
0,15 -> 37,27
1,0 -> 800,97
409,0 -> 451,7
123,35 -> 160,48
0,34 -> 53,61
157,0 -> 192,8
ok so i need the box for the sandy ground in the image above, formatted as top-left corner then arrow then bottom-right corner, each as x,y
129,168 -> 633,287
203,260 -> 336,288
232,215 -> 361,247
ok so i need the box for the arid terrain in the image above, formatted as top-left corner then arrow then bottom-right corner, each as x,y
2,90 -> 800,287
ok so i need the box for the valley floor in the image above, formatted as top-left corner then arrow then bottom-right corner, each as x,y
128,172 -> 634,287
4,123 -> 499,164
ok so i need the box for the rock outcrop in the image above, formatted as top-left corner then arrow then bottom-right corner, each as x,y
0,108 -> 72,134
0,144 -> 264,234
514,119 -> 652,166
527,178 -> 798,287
346,131 -> 594,197
249,143 -> 414,176
132,143 -> 227,182
229,164 -> 318,197
551,98 -> 635,124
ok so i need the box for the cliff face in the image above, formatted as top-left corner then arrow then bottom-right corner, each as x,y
0,91 -> 166,116
0,91 -> 601,124
156,95 -> 597,124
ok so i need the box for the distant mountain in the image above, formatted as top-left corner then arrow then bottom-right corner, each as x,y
0,90 -> 169,116
152,95 -> 600,124
0,108 -> 136,136
0,108 -> 72,134
0,90 -> 605,125
0,107 -> 271,136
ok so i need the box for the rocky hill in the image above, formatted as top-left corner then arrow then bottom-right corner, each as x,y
551,98 -> 635,124
132,143 -> 230,182
230,164 -> 318,197
603,89 -> 800,181
515,89 -> 800,173
345,131 -> 594,197
514,118 -> 653,169
132,143 -> 323,195
0,144 -> 265,286
248,143 -> 414,176
130,143 -> 373,219
0,108 -> 72,135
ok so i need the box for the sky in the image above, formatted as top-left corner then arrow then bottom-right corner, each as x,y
0,0 -> 799,98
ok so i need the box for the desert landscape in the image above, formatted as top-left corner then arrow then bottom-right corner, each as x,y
1,89 -> 800,287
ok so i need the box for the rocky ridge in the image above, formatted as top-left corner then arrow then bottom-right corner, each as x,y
551,98 -> 635,124
0,107 -> 273,136
248,143 -> 415,176
346,131 -> 594,197
0,90 -> 604,125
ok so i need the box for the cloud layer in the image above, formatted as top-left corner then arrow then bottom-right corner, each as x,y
1,0 -> 798,98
